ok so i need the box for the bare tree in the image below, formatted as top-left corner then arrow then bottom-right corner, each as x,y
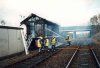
90,14 -> 100,35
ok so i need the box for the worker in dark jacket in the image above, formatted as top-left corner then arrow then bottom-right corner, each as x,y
41,37 -> 45,50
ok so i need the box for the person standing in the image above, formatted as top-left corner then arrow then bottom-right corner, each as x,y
41,37 -> 45,50
66,35 -> 71,46
36,36 -> 42,52
51,36 -> 56,51
44,36 -> 49,51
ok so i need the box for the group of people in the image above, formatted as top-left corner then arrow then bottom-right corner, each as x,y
36,35 -> 56,52
36,35 -> 71,52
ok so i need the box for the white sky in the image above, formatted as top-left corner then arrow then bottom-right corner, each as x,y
0,0 -> 100,26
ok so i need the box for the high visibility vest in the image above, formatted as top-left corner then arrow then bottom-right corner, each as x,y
51,37 -> 56,45
45,39 -> 49,46
37,39 -> 41,47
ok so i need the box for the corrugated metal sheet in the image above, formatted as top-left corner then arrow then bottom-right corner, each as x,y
0,27 -> 24,57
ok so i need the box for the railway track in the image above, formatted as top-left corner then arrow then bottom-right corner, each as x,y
35,46 -> 79,68
1,45 -> 99,68
66,46 -> 100,68
6,49 -> 62,68
35,46 -> 99,68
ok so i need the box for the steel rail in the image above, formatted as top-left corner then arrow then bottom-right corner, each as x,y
66,47 -> 79,68
91,48 -> 100,68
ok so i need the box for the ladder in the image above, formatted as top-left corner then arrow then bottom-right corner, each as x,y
21,30 -> 33,55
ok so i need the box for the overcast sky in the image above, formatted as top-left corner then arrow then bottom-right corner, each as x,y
0,0 -> 100,27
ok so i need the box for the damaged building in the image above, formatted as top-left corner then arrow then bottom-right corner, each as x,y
20,13 -> 59,49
